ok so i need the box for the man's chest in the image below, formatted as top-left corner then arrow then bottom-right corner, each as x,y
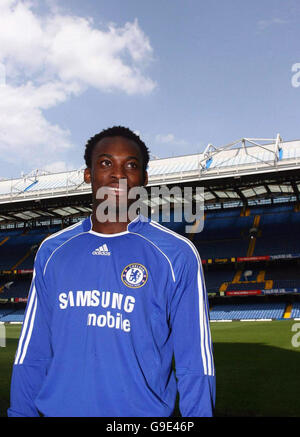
47,238 -> 172,335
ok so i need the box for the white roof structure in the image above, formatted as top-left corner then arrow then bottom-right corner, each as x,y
148,135 -> 300,184
0,135 -> 299,209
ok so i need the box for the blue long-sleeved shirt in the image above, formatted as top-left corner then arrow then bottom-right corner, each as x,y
8,215 -> 215,417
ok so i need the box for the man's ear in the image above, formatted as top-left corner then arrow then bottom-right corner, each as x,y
84,167 -> 91,184
143,170 -> 148,186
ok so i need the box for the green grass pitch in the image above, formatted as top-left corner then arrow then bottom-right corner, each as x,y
1,321 -> 299,417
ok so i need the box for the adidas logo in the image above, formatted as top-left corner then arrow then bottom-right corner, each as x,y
92,244 -> 111,256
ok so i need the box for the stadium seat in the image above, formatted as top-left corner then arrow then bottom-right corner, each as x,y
291,303 -> 300,319
0,229 -> 49,270
210,302 -> 286,320
0,309 -> 25,322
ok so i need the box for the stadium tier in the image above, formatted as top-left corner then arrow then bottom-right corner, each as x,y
193,212 -> 251,258
1,300 -> 297,323
291,302 -> 300,318
209,302 -> 286,321
194,203 -> 300,261
0,227 -> 61,270
0,307 -> 14,319
0,308 -> 24,322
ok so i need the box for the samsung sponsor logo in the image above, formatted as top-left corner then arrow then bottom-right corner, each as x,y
58,290 -> 135,312
58,290 -> 135,333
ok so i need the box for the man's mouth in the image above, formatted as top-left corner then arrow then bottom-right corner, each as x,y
104,182 -> 129,195
105,186 -> 127,194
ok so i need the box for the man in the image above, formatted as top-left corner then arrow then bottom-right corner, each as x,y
8,126 -> 215,417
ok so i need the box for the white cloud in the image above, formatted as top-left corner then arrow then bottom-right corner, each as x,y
0,82 -> 75,166
155,134 -> 175,144
0,86 -> 71,167
42,160 -> 73,173
44,15 -> 155,94
0,0 -> 156,173
155,133 -> 187,146
257,17 -> 288,31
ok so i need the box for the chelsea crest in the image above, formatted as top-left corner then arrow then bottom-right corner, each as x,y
121,263 -> 148,288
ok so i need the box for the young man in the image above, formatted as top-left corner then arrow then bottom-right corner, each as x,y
8,126 -> 215,417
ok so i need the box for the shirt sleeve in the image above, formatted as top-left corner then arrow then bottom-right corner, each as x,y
170,246 -> 216,417
7,249 -> 53,417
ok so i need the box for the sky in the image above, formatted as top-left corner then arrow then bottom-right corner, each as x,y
0,0 -> 300,179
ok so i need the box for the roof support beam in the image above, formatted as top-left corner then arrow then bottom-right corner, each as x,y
291,180 -> 300,202
234,187 -> 248,208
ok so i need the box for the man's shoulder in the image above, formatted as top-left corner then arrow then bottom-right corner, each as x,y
141,219 -> 199,260
36,218 -> 90,264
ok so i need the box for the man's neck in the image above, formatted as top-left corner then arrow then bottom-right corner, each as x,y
91,210 -> 137,234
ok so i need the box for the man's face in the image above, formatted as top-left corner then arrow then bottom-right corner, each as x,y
84,136 -> 148,216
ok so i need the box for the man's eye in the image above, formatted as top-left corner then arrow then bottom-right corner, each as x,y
99,159 -> 111,167
127,161 -> 138,169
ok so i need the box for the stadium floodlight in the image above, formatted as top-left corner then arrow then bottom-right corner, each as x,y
241,188 -> 257,198
279,185 -> 294,193
13,212 -> 33,220
214,191 -> 230,199
268,185 -> 281,193
253,186 -> 268,195
74,206 -> 93,213
21,211 -> 42,218
204,191 -> 215,201
61,207 -> 81,215
51,208 -> 70,216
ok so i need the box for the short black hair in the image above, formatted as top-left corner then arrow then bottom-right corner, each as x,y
84,126 -> 150,173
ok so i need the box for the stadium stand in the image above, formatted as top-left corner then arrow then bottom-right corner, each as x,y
253,207 -> 300,256
0,278 -> 31,299
0,308 -> 25,323
1,204 -> 300,319
1,135 -> 300,321
291,303 -> 300,319
0,228 -> 51,270
193,210 -> 252,258
210,302 -> 286,321
225,282 -> 266,292
204,268 -> 235,294
1,205 -> 300,319
0,307 -> 14,320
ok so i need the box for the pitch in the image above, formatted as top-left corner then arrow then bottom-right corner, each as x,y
1,321 -> 299,417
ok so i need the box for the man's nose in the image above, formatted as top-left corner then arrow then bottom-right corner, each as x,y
110,164 -> 127,180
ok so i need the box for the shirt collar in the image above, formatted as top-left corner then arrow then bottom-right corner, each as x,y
84,213 -> 149,235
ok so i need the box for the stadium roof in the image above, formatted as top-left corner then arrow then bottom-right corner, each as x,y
0,135 -> 300,223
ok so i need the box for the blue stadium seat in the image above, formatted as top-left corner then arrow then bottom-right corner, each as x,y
0,309 -> 25,322
0,229 -> 48,270
210,302 -> 286,320
226,282 -> 266,291
291,303 -> 300,319
205,269 -> 235,293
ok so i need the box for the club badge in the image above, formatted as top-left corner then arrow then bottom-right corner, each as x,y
121,263 -> 148,288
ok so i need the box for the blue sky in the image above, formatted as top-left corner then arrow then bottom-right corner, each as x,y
0,0 -> 300,178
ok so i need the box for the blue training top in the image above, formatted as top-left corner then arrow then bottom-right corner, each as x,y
8,215 -> 215,417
